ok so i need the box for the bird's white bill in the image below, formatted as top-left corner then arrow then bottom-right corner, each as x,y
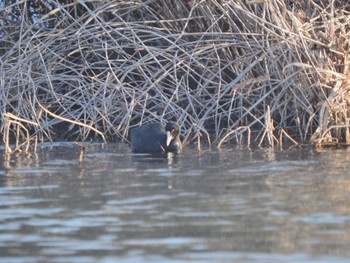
166,131 -> 173,146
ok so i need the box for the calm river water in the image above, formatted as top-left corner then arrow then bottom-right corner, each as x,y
1,143 -> 350,263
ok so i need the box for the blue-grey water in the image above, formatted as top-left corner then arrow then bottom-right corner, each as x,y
1,143 -> 350,263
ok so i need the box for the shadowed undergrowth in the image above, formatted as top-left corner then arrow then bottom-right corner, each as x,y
1,0 -> 349,152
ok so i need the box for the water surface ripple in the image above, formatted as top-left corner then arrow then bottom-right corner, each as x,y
1,143 -> 350,262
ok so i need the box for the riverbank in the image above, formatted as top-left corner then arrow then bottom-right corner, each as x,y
1,1 -> 349,152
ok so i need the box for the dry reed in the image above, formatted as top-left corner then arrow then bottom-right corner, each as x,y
0,0 -> 349,152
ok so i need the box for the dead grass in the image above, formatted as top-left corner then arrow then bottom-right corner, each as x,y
0,0 -> 349,153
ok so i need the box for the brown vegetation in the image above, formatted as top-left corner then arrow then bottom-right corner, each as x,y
0,0 -> 349,153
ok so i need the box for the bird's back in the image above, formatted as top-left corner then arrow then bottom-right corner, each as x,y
130,123 -> 167,153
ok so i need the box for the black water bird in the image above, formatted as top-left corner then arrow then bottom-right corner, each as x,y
130,121 -> 181,153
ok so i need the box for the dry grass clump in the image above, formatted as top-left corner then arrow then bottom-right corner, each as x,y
0,0 -> 349,152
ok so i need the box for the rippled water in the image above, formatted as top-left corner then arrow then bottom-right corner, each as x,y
1,143 -> 350,262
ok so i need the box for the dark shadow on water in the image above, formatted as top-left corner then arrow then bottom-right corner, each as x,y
131,152 -> 179,169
